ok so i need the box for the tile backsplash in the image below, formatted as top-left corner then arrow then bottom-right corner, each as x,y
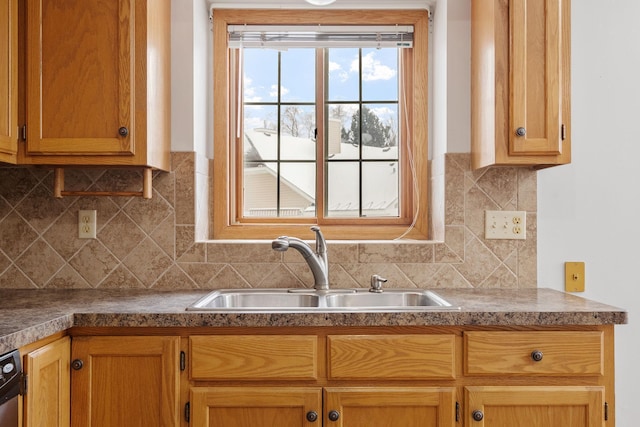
0,152 -> 536,290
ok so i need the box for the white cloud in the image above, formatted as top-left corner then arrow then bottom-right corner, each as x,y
243,77 -> 262,102
354,52 -> 396,82
331,66 -> 350,83
370,106 -> 396,120
269,84 -> 290,98
329,61 -> 342,72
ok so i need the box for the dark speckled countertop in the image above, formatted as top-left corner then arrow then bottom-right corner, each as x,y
0,288 -> 627,354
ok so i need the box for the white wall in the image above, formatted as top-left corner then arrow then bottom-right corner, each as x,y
537,1 -> 639,424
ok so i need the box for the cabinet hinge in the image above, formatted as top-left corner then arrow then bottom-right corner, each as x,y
184,401 -> 190,422
455,401 -> 460,422
561,123 -> 566,141
20,373 -> 27,396
180,351 -> 186,371
604,401 -> 609,421
21,125 -> 26,141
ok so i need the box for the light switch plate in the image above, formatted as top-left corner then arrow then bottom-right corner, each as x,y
485,210 -> 526,240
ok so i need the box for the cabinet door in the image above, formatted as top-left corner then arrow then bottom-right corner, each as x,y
324,387 -> 456,427
70,336 -> 180,427
24,336 -> 71,427
0,0 -> 17,163
25,0 -> 134,156
509,0 -> 564,156
190,387 -> 322,427
465,386 -> 604,427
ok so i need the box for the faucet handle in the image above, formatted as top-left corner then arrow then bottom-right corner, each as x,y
310,226 -> 326,255
370,274 -> 387,293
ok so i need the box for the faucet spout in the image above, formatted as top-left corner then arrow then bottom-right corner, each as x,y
272,227 -> 330,290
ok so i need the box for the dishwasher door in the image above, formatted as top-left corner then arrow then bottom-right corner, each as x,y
0,350 -> 21,427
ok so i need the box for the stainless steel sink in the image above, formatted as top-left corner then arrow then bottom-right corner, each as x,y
186,288 -> 458,312
324,290 -> 451,309
190,290 -> 320,309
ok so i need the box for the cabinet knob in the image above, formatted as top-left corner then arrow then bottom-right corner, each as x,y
71,359 -> 84,370
306,411 -> 318,422
472,410 -> 484,421
531,350 -> 544,362
515,127 -> 526,137
118,126 -> 129,137
328,410 -> 340,421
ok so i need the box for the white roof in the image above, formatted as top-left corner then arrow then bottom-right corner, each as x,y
244,128 -> 399,213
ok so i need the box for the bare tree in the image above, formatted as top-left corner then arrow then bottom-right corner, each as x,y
281,106 -> 302,137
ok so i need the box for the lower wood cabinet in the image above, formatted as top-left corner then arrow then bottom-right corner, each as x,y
465,386 -> 605,427
70,335 -> 180,427
57,326 -> 614,427
190,387 -> 322,427
324,387 -> 456,427
189,386 -> 456,427
23,336 -> 70,427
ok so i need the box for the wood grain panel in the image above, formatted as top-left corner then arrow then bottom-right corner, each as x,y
24,336 -> 71,427
0,0 -> 17,163
328,334 -> 456,380
324,387 -> 456,427
465,386 -> 604,427
465,331 -> 603,376
190,335 -> 318,380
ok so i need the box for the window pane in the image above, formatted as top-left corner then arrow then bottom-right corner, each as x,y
280,105 -> 316,160
243,49 -> 278,102
327,48 -> 359,101
326,162 -> 360,218
281,162 -> 316,217
281,49 -> 316,102
362,161 -> 399,217
244,105 -> 278,161
327,103 -> 359,160
243,163 -> 278,217
361,103 -> 399,160
361,48 -> 398,101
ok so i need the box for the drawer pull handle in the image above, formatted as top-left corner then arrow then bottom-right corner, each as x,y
328,410 -> 340,421
516,127 -> 526,137
472,410 -> 484,421
306,411 -> 318,422
118,126 -> 129,137
531,350 -> 544,362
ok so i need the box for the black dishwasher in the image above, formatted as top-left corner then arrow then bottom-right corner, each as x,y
0,350 -> 20,427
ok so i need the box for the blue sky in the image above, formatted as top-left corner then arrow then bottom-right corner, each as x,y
242,47 -> 399,132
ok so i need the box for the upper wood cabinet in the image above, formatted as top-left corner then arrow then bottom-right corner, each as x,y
19,0 -> 171,170
471,0 -> 571,169
0,0 -> 18,164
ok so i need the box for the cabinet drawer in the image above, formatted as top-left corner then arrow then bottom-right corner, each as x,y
328,335 -> 456,380
190,335 -> 318,380
464,331 -> 603,376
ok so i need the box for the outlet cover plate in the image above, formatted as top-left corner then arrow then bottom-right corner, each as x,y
485,210 -> 526,240
78,210 -> 97,239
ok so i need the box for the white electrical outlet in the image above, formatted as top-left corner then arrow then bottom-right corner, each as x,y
485,210 -> 526,240
78,210 -> 97,239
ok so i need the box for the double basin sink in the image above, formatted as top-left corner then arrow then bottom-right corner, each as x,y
187,288 -> 458,312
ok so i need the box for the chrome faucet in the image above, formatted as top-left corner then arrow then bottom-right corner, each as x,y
272,226 -> 329,290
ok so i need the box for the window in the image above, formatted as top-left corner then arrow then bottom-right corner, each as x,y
212,9 -> 429,240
